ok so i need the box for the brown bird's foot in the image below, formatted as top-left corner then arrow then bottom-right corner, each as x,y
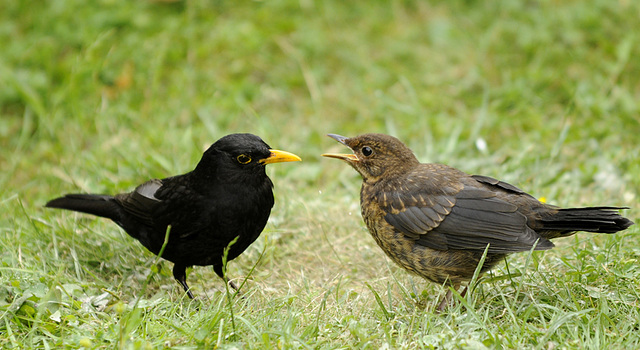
435,284 -> 465,313
436,290 -> 453,313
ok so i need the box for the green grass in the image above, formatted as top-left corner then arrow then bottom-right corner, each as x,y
2,0 -> 639,348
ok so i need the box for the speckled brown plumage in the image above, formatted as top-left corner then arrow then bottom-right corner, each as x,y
323,133 -> 634,311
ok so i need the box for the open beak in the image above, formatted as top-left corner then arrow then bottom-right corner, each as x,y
322,134 -> 359,162
322,153 -> 358,161
260,149 -> 302,164
326,133 -> 348,145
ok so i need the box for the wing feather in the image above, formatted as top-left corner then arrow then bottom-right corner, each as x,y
419,207 -> 444,226
381,177 -> 553,253
115,179 -> 163,227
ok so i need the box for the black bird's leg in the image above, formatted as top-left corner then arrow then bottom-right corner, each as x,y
213,264 -> 239,291
173,264 -> 195,299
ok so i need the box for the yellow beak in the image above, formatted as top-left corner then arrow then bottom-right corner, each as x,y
260,149 -> 302,164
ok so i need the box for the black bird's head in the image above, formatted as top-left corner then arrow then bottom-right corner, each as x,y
195,133 -> 301,183
322,133 -> 420,182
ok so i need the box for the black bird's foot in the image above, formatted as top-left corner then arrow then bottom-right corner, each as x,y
228,279 -> 239,292
176,275 -> 195,299
227,279 -> 246,301
213,264 -> 243,297
173,265 -> 195,299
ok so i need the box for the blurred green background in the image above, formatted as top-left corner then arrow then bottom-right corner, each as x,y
1,0 -> 639,348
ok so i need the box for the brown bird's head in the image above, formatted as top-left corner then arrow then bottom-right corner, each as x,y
322,133 -> 420,182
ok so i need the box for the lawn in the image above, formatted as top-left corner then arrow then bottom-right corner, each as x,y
1,0 -> 639,348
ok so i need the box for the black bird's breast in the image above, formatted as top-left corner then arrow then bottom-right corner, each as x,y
116,173 -> 275,268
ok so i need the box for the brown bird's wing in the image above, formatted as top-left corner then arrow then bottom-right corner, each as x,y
380,172 -> 553,254
470,175 -> 536,199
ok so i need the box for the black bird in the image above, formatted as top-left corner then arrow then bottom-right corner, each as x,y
46,133 -> 301,298
323,133 -> 634,311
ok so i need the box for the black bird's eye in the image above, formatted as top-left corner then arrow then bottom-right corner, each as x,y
361,146 -> 373,157
237,154 -> 252,164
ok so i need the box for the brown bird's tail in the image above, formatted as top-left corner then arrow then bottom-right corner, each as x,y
46,194 -> 121,222
540,206 -> 634,234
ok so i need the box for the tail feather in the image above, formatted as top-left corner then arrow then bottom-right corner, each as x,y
540,206 -> 634,234
46,194 -> 121,221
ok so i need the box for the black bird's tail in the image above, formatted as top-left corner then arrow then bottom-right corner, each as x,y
46,194 -> 121,221
540,206 -> 634,234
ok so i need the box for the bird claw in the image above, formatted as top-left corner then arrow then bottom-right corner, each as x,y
435,284 -> 466,313
436,289 -> 454,313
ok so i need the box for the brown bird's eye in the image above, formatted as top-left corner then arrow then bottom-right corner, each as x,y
362,146 -> 373,157
237,154 -> 252,164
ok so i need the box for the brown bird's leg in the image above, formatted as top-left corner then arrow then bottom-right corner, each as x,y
173,264 -> 195,299
213,264 -> 240,292
436,283 -> 461,313
459,285 -> 468,298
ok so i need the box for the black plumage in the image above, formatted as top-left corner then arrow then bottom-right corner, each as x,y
46,133 -> 301,298
323,133 -> 634,311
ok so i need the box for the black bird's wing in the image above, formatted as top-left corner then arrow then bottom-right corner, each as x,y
114,179 -> 163,228
115,177 -> 208,239
379,169 -> 553,254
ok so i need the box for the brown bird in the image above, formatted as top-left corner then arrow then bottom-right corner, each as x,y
322,133 -> 634,311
